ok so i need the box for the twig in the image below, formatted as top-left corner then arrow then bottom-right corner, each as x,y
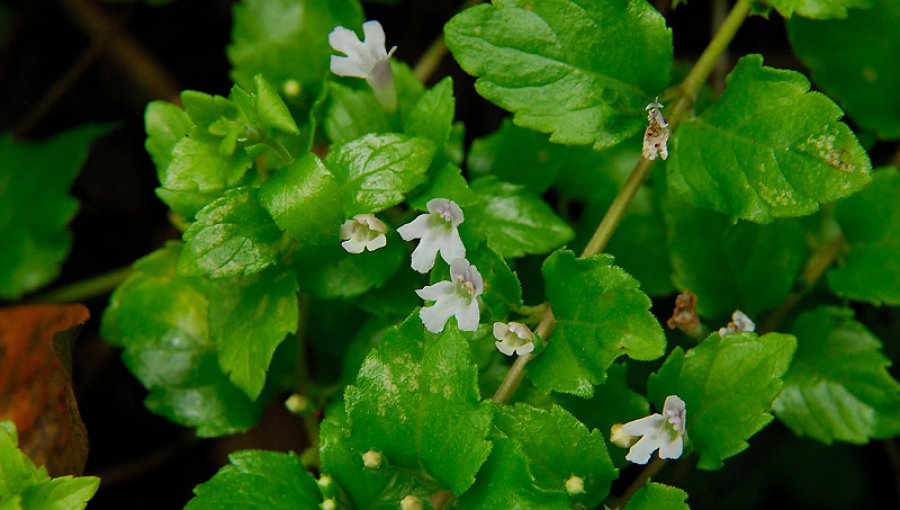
613,457 -> 667,509
711,0 -> 729,94
412,0 -> 484,83
31,265 -> 133,304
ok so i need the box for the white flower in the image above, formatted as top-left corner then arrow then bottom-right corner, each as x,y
642,99 -> 669,161
340,214 -> 387,254
718,310 -> 756,337
493,321 -> 535,356
415,259 -> 483,333
619,395 -> 686,465
329,21 -> 397,109
397,198 -> 466,273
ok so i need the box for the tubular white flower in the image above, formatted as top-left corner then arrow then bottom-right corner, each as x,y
415,259 -> 483,333
397,198 -> 466,273
620,395 -> 686,465
493,321 -> 535,356
329,21 -> 397,109
340,214 -> 387,254
718,309 -> 756,337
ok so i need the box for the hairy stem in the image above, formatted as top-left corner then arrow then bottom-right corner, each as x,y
31,266 -> 133,304
491,0 -> 752,405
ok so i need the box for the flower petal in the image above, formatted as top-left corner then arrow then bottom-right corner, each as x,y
621,414 -> 664,436
415,281 -> 454,301
455,299 -> 480,331
493,322 -> 509,341
328,26 -> 362,55
495,341 -> 515,356
409,239 -> 440,273
330,56 -> 368,79
397,214 -> 430,241
658,435 -> 683,460
342,238 -> 366,254
366,234 -> 387,251
362,20 -> 387,59
438,228 -> 466,265
515,342 -> 535,355
626,434 -> 660,465
420,301 -> 456,333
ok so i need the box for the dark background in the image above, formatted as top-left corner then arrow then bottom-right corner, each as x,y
0,0 -> 897,508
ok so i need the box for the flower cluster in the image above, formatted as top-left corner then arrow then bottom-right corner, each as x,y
612,395 -> 687,464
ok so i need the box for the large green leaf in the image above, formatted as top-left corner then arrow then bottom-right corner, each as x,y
494,404 -> 617,508
101,243 -> 265,436
828,167 -> 900,305
445,0 -> 672,150
467,177 -> 574,258
0,125 -> 107,299
665,197 -> 807,319
774,307 -> 900,443
787,0 -> 899,139
624,482 -> 690,510
185,450 -> 321,509
764,0 -> 874,19
647,332 -> 797,470
228,0 -> 363,111
528,251 -> 666,397
179,187 -> 286,279
667,55 -> 871,223
326,133 -> 435,215
207,268 -> 298,399
404,77 -> 455,153
0,421 -> 99,510
343,315 -> 493,495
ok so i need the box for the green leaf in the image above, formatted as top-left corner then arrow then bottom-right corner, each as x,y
407,163 -> 478,211
145,100 -> 192,178
467,120 -> 563,194
624,482 -> 690,510
327,133 -> 436,215
774,307 -> 900,443
343,315 -> 493,495
208,268 -> 298,399
667,54 -> 872,223
101,243 -> 266,436
253,74 -> 300,135
323,82 -> 391,145
665,196 -> 807,318
228,0 -> 363,110
404,77 -> 455,151
0,420 -> 99,509
445,0 -> 672,150
467,243 -> 523,321
179,187 -> 285,279
185,450 -> 321,510
260,152 -> 344,246
455,435 -> 570,509
528,251 -> 665,397
320,404 -> 433,509
495,404 -> 617,508
0,125 -> 108,299
467,177 -> 574,258
294,232 -> 406,299
787,0 -> 899,138
765,0 -> 874,19
828,167 -> 900,305
647,332 -> 797,470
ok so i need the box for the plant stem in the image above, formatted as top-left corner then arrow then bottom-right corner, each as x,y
31,266 -> 133,304
412,0 -> 484,83
613,457 -> 667,509
491,0 -> 752,405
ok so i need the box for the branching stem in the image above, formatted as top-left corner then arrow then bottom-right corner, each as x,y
491,0 -> 752,406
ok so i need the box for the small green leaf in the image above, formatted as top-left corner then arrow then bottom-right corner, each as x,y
179,187 -> 285,279
788,0 -> 899,138
254,74 -> 300,135
468,177 -> 574,258
495,404 -> 617,508
445,0 -> 672,150
228,0 -> 363,110
467,119 -> 563,194
343,315 -> 493,495
101,243 -> 266,436
145,100 -> 192,178
323,82 -> 391,145
404,77 -> 455,151
0,420 -> 99,509
294,232 -> 405,299
208,268 -> 298,399
528,251 -> 666,397
407,163 -> 478,210
774,307 -> 900,443
665,196 -> 807,318
828,167 -> 900,305
648,332 -> 797,470
182,90 -> 235,130
185,450 -> 321,510
466,243 -> 523,321
624,482 -> 690,510
765,0 -> 874,19
0,125 -> 108,299
260,152 -> 344,246
667,54 -> 871,223
454,435 -> 571,509
327,133 -> 435,215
